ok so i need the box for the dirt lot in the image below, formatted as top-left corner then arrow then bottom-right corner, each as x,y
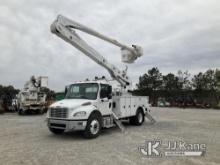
0,107 -> 219,165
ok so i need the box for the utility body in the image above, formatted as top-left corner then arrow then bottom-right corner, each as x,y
47,15 -> 155,138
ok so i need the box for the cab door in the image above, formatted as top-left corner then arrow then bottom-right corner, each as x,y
98,84 -> 112,116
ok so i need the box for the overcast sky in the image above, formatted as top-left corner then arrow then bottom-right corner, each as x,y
0,0 -> 220,91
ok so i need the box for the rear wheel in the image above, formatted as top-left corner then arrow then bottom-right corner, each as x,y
83,113 -> 102,139
130,109 -> 145,126
49,128 -> 64,134
18,109 -> 24,115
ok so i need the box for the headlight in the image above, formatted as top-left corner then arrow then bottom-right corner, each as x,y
73,111 -> 86,117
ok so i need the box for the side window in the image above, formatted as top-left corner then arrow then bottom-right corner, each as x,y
100,84 -> 112,99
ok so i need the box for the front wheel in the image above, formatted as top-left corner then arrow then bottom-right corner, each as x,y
83,113 -> 102,139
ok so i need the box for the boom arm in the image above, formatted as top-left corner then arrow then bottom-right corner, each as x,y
50,15 -> 143,88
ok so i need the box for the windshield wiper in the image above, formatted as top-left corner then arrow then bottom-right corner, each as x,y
66,96 -> 77,99
66,95 -> 89,99
78,95 -> 89,99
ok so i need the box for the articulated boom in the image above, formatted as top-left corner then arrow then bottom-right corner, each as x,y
50,15 -> 143,88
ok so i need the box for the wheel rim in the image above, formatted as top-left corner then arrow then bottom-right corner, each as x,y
90,119 -> 100,135
138,112 -> 143,123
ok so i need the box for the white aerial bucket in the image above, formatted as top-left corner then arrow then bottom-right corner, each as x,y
39,76 -> 48,87
121,49 -> 136,63
121,45 -> 143,63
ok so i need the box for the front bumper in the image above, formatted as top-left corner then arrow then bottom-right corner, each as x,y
47,118 -> 87,132
20,104 -> 45,111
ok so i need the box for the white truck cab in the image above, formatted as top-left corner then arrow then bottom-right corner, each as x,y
47,80 -> 150,138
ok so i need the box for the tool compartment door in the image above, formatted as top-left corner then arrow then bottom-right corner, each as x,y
119,97 -> 131,118
130,97 -> 138,116
119,97 -> 127,117
112,97 -> 121,117
125,97 -> 131,117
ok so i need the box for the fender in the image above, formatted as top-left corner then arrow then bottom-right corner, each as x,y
137,106 -> 145,115
69,105 -> 101,120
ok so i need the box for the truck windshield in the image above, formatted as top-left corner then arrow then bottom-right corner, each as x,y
65,83 -> 99,100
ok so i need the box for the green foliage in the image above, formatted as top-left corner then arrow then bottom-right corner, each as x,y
137,67 -> 163,90
0,85 -> 19,111
40,87 -> 56,100
162,73 -> 180,90
192,72 -> 204,90
192,69 -> 220,91
55,92 -> 65,101
0,85 -> 19,98
136,67 -> 220,108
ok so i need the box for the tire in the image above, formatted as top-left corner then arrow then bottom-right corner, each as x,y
18,109 -> 24,115
49,128 -> 64,134
39,109 -> 44,114
83,113 -> 102,139
129,116 -> 135,125
130,109 -> 145,126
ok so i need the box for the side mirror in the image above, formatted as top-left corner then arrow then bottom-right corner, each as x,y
64,85 -> 70,96
100,90 -> 112,99
101,97 -> 109,102
100,90 -> 106,99
107,94 -> 112,99
65,87 -> 67,95
100,85 -> 112,99
107,86 -> 112,99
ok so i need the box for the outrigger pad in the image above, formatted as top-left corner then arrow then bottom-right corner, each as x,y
112,112 -> 125,133
145,112 -> 156,124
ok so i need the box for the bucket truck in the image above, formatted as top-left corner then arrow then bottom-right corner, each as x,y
17,76 -> 48,115
47,15 -> 155,138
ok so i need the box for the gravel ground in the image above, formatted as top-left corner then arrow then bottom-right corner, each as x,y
0,107 -> 219,165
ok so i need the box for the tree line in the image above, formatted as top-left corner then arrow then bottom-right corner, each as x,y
133,67 -> 220,108
0,85 -> 19,111
0,68 -> 220,110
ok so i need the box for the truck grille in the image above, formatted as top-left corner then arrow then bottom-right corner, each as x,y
50,107 -> 68,118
